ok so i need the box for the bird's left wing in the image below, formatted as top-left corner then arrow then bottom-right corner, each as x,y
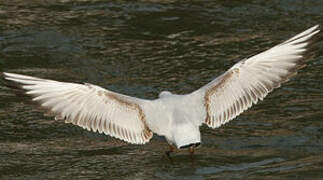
3,72 -> 153,144
189,25 -> 320,128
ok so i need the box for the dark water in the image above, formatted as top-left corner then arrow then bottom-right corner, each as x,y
0,0 -> 323,179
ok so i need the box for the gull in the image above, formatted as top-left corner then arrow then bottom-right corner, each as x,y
3,25 -> 320,157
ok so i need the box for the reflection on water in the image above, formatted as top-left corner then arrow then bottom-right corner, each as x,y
0,0 -> 322,179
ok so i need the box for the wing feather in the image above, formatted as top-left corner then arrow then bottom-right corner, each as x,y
194,25 -> 320,128
3,72 -> 153,144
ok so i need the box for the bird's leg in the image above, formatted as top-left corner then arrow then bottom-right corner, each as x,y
165,145 -> 175,158
165,145 -> 175,163
189,146 -> 195,160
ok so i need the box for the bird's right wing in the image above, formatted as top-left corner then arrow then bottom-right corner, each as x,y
3,72 -> 153,144
189,25 -> 320,128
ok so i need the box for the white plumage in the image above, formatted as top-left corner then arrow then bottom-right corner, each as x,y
3,25 -> 320,150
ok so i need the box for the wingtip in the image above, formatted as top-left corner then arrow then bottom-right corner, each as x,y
3,72 -> 18,78
302,24 -> 320,37
312,25 -> 320,33
2,72 -> 8,77
308,24 -> 320,31
2,72 -> 12,80
309,24 -> 320,35
2,72 -> 21,82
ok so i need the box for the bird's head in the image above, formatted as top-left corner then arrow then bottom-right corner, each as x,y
158,91 -> 172,98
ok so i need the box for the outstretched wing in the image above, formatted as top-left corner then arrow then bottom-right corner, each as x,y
191,25 -> 320,128
3,72 -> 153,144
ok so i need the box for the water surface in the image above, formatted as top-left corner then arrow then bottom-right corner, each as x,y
0,0 -> 322,179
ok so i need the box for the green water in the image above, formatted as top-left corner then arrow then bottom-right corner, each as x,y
0,0 -> 322,179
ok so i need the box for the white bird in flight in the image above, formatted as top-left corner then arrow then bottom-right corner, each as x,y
3,25 -> 320,157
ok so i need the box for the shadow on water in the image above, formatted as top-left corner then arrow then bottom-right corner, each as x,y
0,0 -> 323,179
